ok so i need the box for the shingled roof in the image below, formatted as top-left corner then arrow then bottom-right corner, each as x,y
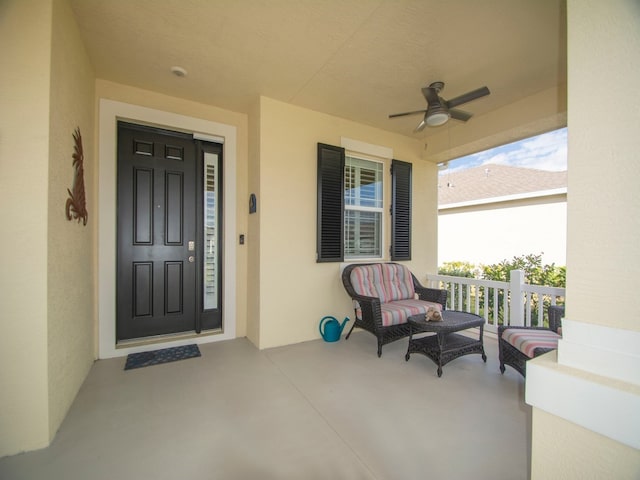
438,164 -> 567,206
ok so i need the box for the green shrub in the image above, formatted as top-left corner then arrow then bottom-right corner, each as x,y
481,253 -> 565,287
438,261 -> 477,278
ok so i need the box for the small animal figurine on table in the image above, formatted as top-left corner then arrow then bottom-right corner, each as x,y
426,307 -> 442,322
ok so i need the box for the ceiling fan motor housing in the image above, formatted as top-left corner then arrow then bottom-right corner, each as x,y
424,82 -> 449,127
429,81 -> 445,92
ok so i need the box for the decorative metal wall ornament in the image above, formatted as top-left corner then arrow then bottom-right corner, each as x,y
66,127 -> 88,225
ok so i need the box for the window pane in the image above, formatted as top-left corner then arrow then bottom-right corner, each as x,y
345,210 -> 381,258
203,152 -> 218,310
344,156 -> 382,208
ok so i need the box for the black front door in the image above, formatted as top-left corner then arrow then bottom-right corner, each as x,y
116,122 -> 198,340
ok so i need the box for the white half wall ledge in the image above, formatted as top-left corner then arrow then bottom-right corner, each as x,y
526,351 -> 640,450
558,318 -> 640,387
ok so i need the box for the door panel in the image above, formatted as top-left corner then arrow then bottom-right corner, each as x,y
133,262 -> 152,317
134,168 -> 153,244
117,122 -> 197,341
165,171 -> 184,244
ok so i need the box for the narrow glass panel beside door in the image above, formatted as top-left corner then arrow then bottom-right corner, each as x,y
203,152 -> 219,310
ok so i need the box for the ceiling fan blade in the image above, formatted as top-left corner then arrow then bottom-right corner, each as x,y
445,86 -> 490,108
449,109 -> 472,122
388,109 -> 428,118
413,114 -> 429,132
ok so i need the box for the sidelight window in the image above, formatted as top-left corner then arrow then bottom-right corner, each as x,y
203,152 -> 219,310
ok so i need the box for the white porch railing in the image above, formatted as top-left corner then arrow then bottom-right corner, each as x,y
425,270 -> 565,334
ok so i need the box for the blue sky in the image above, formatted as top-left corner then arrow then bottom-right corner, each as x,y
442,127 -> 567,173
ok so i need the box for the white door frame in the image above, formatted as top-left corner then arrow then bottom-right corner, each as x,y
98,99 -> 237,359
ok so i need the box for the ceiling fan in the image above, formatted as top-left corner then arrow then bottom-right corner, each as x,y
389,81 -> 490,132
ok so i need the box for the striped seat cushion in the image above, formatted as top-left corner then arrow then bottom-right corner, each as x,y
355,299 -> 442,327
379,300 -> 442,327
502,328 -> 561,358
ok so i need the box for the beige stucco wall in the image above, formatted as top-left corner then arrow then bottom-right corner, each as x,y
246,99 -> 262,346
1,0 -> 97,457
532,409 -> 640,479
47,0 -> 96,442
530,1 -> 640,478
92,87 -> 437,353
565,0 -> 640,332
0,0 -> 54,456
254,97 -> 436,349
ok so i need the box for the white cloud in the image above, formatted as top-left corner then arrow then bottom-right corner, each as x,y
481,152 -> 510,166
505,129 -> 567,171
444,127 -> 567,172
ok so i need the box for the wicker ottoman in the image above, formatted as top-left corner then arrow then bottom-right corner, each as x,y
498,326 -> 561,377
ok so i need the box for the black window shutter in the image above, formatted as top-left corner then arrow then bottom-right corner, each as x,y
391,159 -> 412,261
317,143 -> 345,262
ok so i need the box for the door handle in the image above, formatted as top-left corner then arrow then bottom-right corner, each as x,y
188,256 -> 195,263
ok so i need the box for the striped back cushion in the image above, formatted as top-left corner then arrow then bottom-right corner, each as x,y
350,264 -> 388,303
381,263 -> 415,301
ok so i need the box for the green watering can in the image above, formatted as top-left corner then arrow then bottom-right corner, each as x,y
319,316 -> 349,342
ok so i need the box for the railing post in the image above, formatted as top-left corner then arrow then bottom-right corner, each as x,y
510,269 -> 525,326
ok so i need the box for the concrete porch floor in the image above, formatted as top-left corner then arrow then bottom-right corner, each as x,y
0,331 -> 530,479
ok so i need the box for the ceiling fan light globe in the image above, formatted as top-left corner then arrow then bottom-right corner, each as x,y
426,112 -> 449,127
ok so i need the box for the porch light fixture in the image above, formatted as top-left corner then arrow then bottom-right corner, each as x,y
425,106 -> 450,127
413,107 -> 449,132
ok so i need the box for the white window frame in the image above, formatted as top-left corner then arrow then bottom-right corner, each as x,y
340,137 -> 393,261
344,154 -> 384,260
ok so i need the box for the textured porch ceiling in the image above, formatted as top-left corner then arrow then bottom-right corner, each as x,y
69,0 -> 566,147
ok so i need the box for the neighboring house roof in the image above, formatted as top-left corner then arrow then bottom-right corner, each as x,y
438,164 -> 567,206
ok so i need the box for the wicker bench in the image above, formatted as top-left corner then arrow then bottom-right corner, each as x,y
498,305 -> 564,377
341,263 -> 447,357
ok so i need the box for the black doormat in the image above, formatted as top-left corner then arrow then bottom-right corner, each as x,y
124,344 -> 201,370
